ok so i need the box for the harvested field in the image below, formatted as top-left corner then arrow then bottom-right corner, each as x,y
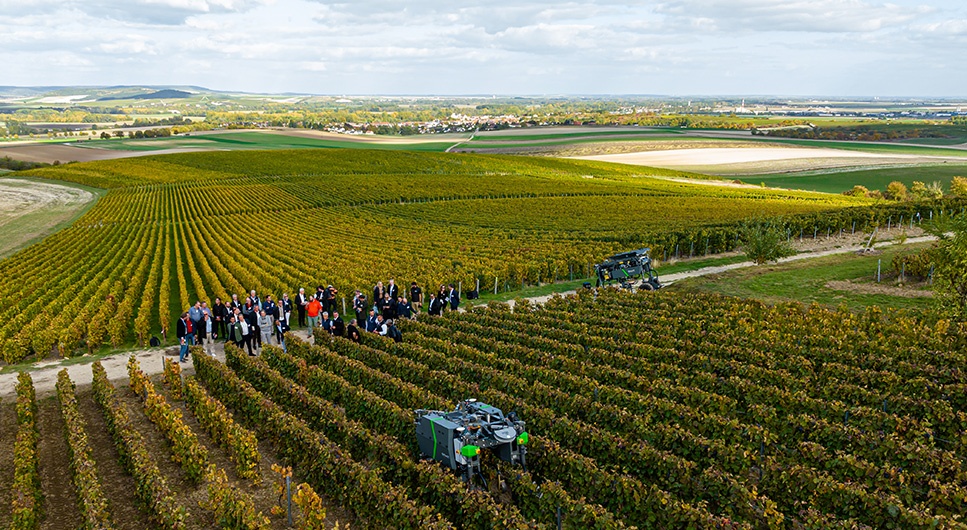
573,147 -> 967,175
0,178 -> 99,258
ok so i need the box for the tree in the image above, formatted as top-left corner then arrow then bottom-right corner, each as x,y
740,223 -> 796,265
100,132 -> 111,140
885,181 -> 908,201
843,185 -> 868,197
950,176 -> 967,198
926,213 -> 967,321
909,181 -> 928,201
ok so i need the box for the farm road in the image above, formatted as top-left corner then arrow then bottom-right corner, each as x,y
508,235 -> 937,309
0,235 -> 936,400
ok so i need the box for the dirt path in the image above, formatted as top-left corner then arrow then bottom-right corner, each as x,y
507,235 -> 937,309
36,395 -> 83,530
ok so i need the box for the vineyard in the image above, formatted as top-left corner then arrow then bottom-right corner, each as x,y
3,148 -> 926,363
4,289 -> 965,528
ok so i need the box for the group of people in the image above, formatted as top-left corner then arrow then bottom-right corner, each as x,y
175,279 -> 460,363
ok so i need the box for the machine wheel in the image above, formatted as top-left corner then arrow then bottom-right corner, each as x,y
640,282 -> 655,291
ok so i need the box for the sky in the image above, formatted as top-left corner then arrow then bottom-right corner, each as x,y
1,0 -> 965,96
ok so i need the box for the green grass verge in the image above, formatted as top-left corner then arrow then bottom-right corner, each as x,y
466,253 -> 750,305
0,176 -> 105,259
671,242 -> 935,313
739,163 -> 967,194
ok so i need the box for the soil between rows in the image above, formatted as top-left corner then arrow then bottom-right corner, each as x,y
0,399 -> 16,530
36,395 -> 83,530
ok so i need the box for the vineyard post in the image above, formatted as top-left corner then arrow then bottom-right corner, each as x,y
689,242 -> 694,258
877,259 -> 881,283
494,277 -> 498,295
556,505 -> 562,530
888,217 -> 892,230
901,263 -> 905,282
826,227 -> 830,238
286,475 -> 293,526
800,229 -> 803,242
899,215 -> 903,227
813,227 -> 818,239
458,282 -> 462,300
852,221 -> 855,234
342,297 -> 346,315
476,278 -> 480,294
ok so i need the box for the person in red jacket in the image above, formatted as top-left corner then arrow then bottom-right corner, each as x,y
306,297 -> 322,336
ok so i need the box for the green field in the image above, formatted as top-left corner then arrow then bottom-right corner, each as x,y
740,163 -> 967,193
673,241 -> 936,312
85,131 -> 456,152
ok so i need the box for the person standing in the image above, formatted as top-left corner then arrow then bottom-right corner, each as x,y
198,312 -> 214,357
410,282 -> 422,314
373,281 -> 385,306
366,310 -> 379,333
243,300 -> 260,349
320,312 -> 333,335
176,312 -> 190,363
275,317 -> 288,352
346,319 -> 361,343
276,299 -> 288,329
248,289 -> 261,310
397,297 -> 412,320
387,279 -> 399,300
296,288 -> 309,328
281,293 -> 293,327
212,297 -> 228,340
380,293 -> 396,320
229,293 -> 242,313
352,292 -> 367,329
306,296 -> 322,336
332,311 -> 345,337
259,310 -> 274,347
386,319 -> 402,343
188,302 -> 203,345
262,295 -> 276,318
427,293 -> 441,316
228,315 -> 246,352
448,284 -> 460,312
323,285 -> 336,314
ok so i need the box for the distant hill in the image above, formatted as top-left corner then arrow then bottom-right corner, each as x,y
0,85 -> 211,100
98,89 -> 193,101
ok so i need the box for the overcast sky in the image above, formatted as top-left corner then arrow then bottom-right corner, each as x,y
1,0 -> 965,96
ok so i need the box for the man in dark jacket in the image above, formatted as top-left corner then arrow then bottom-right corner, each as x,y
296,288 -> 309,328
397,297 -> 412,320
212,298 -> 228,340
448,284 -> 460,311
427,293 -> 441,316
365,310 -> 379,333
380,293 -> 396,319
332,311 -> 346,337
387,279 -> 399,300
176,312 -> 190,362
410,282 -> 422,314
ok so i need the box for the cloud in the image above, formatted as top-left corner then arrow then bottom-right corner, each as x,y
0,0 -> 264,25
654,0 -> 932,33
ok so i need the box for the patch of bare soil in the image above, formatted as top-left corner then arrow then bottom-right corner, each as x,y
825,279 -> 934,298
37,395 -> 83,530
74,387 -> 146,530
0,400 -> 15,529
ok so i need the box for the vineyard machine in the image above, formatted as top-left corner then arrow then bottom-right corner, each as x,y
415,399 -> 528,486
593,247 -> 663,291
